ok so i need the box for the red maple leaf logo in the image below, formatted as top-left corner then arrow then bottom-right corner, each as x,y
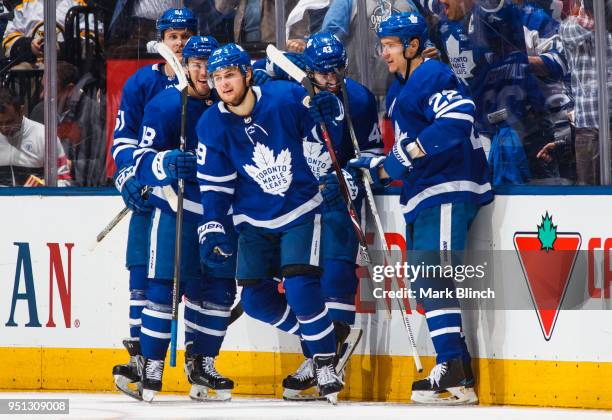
513,213 -> 581,340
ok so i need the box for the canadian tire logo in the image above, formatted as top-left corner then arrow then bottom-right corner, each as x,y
513,213 -> 581,341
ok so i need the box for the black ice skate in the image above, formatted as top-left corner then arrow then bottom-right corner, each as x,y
188,355 -> 234,401
140,358 -> 164,403
112,338 -> 142,400
313,354 -> 344,405
282,358 -> 323,401
411,357 -> 478,405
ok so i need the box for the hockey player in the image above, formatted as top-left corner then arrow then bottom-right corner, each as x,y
132,35 -> 237,403
349,12 -> 492,404
280,33 -> 383,400
196,43 -> 344,403
110,7 -> 197,399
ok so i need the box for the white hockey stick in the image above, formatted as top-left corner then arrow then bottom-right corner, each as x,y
266,44 -> 394,321
151,41 -> 189,367
336,72 -> 422,372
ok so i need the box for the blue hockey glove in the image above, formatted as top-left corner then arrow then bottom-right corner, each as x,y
267,52 -> 307,81
114,165 -> 152,213
159,149 -> 196,181
198,221 -> 234,268
319,169 -> 359,212
252,68 -> 271,86
308,91 -> 341,124
347,155 -> 390,186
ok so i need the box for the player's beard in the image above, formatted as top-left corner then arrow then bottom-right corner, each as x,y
226,79 -> 250,107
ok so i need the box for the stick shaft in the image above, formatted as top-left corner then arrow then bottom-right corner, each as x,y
96,206 -> 130,243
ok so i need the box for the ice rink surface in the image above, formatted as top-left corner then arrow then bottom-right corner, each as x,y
0,392 -> 611,420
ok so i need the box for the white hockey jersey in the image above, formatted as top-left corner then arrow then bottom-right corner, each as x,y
0,117 -> 71,186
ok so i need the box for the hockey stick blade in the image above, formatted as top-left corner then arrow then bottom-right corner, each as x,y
266,44 -> 309,87
152,42 -> 189,91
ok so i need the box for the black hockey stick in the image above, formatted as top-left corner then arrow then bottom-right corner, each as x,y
155,42 -> 189,368
266,44 -> 392,319
336,73 -> 422,372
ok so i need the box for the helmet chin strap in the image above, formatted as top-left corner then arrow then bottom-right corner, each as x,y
400,43 -> 420,82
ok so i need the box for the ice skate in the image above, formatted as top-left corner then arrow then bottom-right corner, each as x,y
282,358 -> 324,401
112,338 -> 142,400
188,355 -> 233,401
411,358 -> 478,405
313,354 -> 344,405
140,358 -> 164,403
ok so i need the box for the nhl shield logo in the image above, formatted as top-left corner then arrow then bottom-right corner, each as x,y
513,213 -> 581,341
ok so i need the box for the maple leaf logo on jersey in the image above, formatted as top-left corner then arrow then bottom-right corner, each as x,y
303,140 -> 331,179
514,213 -> 581,341
243,143 -> 293,196
446,34 -> 475,84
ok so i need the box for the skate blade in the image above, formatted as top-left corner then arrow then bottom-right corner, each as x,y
114,375 -> 143,401
142,389 -> 157,403
189,384 -> 232,402
282,388 -> 326,401
411,387 -> 479,405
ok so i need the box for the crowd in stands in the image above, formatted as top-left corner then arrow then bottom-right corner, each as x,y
0,0 -> 609,187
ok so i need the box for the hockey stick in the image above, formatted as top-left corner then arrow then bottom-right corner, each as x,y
153,42 -> 189,367
266,44 -> 392,320
336,73 -> 422,372
96,206 -> 130,243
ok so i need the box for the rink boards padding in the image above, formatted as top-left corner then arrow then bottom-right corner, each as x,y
1,191 -> 612,409
1,348 -> 611,409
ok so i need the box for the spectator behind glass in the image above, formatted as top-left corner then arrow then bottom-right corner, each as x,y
227,0 -> 310,47
185,0 -> 236,43
107,0 -> 175,56
0,87 -> 71,186
559,0 -> 612,185
30,61 -> 106,186
2,0 -> 99,66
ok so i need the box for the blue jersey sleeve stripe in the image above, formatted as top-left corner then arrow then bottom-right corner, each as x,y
200,185 -> 235,194
112,144 -> 136,161
113,137 -> 138,146
196,172 -> 237,182
439,112 -> 474,123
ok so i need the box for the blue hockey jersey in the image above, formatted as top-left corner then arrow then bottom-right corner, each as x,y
133,87 -> 216,222
384,59 -> 493,222
304,77 -> 383,179
196,81 -> 322,231
112,63 -> 178,169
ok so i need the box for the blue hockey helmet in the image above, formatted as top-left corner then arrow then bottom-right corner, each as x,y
377,12 -> 428,52
156,8 -> 198,39
303,32 -> 347,73
182,36 -> 220,64
207,43 -> 252,76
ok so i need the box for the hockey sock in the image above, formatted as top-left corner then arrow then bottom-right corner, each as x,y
192,276 -> 237,357
128,265 -> 148,339
184,280 -> 204,349
321,258 -> 358,326
284,275 -> 336,357
241,279 -> 301,335
425,306 -> 469,364
140,279 -> 173,360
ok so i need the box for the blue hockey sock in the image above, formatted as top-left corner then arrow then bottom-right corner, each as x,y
321,259 -> 358,325
241,279 -> 300,335
425,307 -> 469,363
128,265 -> 148,339
192,277 -> 237,357
184,280 -> 204,349
284,275 -> 336,357
140,279 -> 172,360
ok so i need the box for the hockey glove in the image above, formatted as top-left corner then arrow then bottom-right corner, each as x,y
319,169 -> 359,212
114,165 -> 152,213
347,155 -> 390,186
159,149 -> 197,181
198,221 -> 234,268
309,91 -> 342,124
253,68 -> 271,86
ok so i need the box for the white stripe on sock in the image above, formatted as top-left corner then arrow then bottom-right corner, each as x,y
141,326 -> 171,340
301,323 -> 334,341
430,326 -> 461,338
